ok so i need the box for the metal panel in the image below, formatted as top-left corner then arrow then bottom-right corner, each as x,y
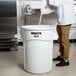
0,0 -> 17,34
0,17 -> 17,34
0,0 -> 16,17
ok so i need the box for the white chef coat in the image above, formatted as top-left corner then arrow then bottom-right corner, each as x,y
49,0 -> 76,25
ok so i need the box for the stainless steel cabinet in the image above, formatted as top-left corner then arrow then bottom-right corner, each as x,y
0,0 -> 17,51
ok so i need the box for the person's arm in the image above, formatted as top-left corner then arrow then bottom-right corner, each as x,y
40,0 -> 55,15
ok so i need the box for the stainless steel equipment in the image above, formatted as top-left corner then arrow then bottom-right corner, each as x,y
0,0 -> 17,51
0,0 -> 16,17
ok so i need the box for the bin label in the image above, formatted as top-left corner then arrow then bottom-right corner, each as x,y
31,32 -> 42,37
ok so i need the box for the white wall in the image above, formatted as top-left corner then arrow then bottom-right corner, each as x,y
17,0 -> 25,41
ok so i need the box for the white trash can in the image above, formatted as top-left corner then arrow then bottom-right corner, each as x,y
21,25 -> 56,74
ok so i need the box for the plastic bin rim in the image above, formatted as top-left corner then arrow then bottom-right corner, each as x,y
21,25 -> 56,31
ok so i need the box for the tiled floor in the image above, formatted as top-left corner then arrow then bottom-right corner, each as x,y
0,43 -> 76,76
